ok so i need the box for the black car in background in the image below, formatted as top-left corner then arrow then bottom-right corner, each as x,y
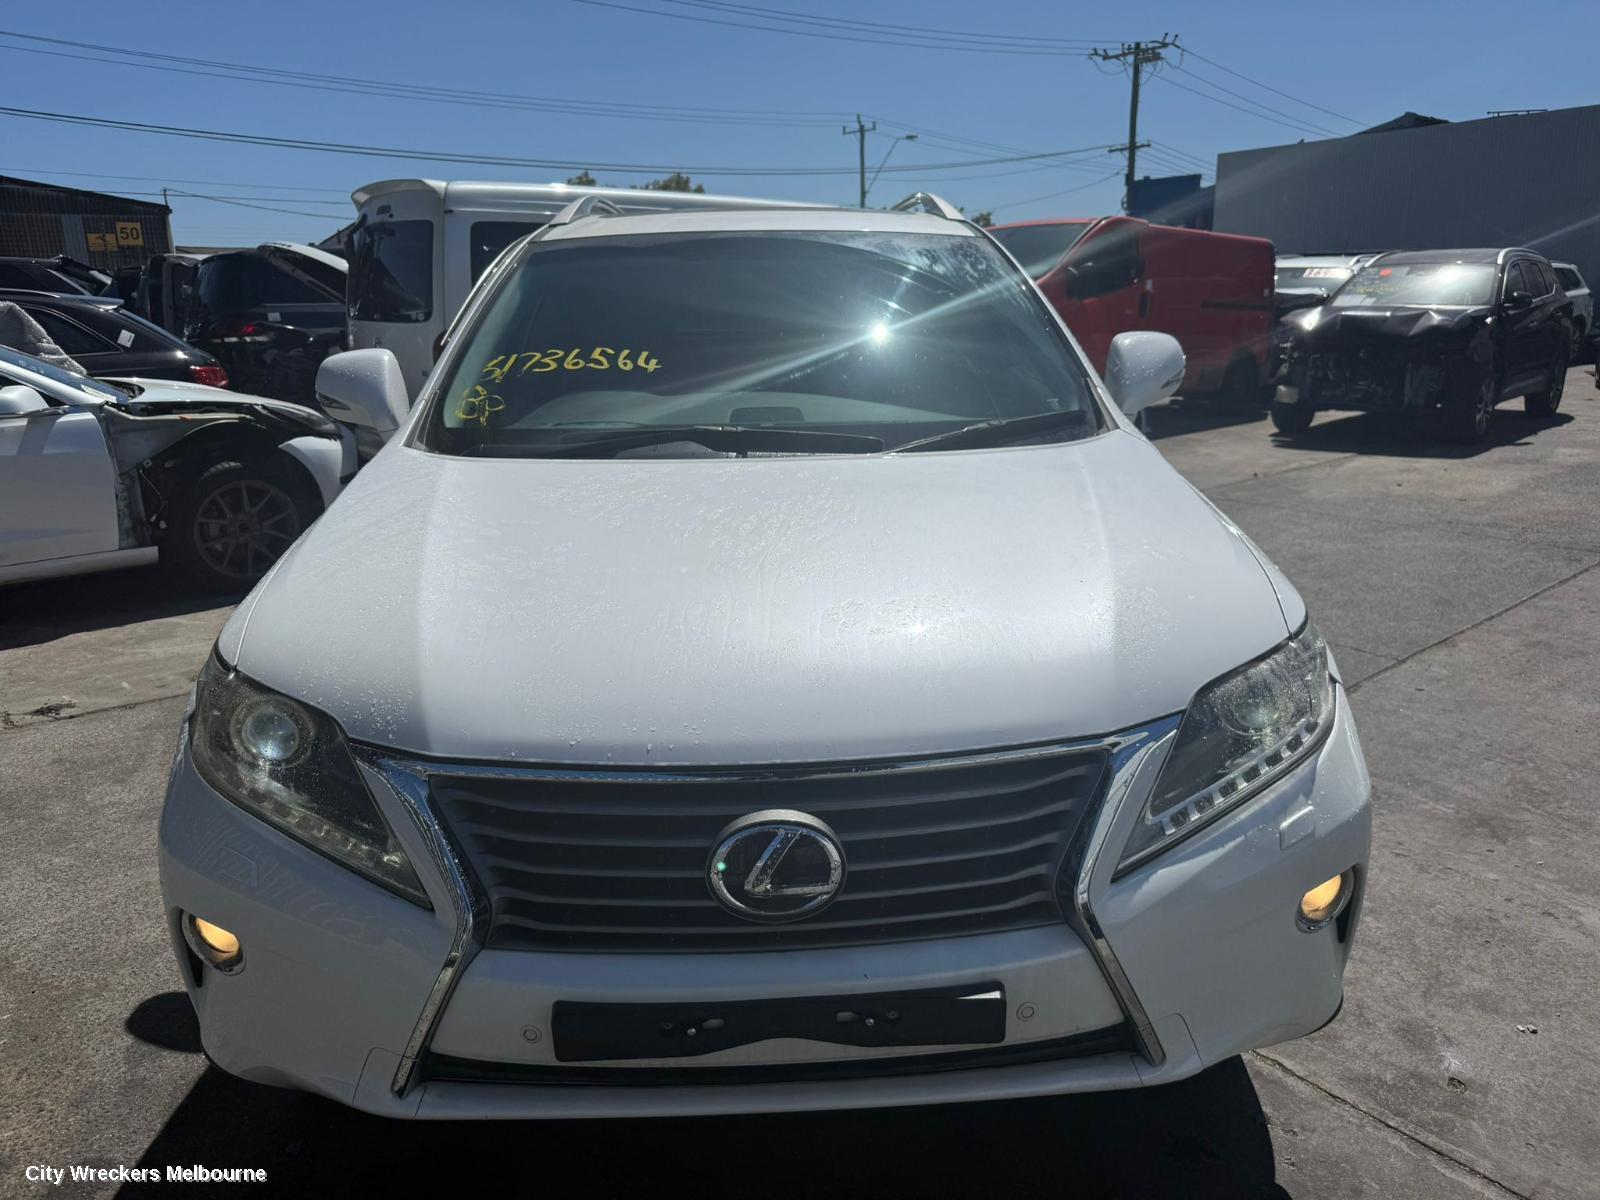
0,254 -> 116,296
1272,248 -> 1572,442
181,243 -> 347,407
0,290 -> 228,385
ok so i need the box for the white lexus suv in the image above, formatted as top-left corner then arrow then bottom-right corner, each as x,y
158,195 -> 1370,1118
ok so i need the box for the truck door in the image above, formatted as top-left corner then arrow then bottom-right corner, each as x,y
0,384 -> 118,568
1056,223 -> 1144,373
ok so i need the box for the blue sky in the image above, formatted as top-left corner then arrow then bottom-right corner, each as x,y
0,1 -> 1586,247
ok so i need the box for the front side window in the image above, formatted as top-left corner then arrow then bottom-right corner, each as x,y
1331,261 -> 1497,308
420,229 -> 1101,457
348,219 -> 433,323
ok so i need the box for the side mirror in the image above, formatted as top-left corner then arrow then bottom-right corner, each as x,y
315,349 -> 411,442
0,384 -> 52,416
1506,289 -> 1534,308
1104,331 -> 1186,420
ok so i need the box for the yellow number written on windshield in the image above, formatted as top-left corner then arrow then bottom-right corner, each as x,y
478,348 -> 663,381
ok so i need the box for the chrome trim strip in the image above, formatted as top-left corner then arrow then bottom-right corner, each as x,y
353,748 -> 488,1099
1069,716 -> 1181,1068
360,723 -> 1182,1091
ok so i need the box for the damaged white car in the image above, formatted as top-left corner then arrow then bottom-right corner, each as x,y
0,343 -> 350,590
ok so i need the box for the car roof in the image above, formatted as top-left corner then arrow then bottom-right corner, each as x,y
1377,248 -> 1533,266
0,288 -> 120,308
536,207 -> 974,242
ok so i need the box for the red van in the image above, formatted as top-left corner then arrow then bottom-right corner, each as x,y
988,217 -> 1276,407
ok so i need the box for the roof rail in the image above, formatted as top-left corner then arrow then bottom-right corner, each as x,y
890,192 -> 966,221
547,195 -> 627,227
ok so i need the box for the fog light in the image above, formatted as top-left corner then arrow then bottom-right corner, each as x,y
185,914 -> 244,972
1297,872 -> 1351,930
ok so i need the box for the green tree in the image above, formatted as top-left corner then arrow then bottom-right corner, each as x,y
566,170 -> 598,186
970,210 -> 995,227
638,172 -> 705,193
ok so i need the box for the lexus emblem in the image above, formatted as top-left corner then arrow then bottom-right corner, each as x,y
707,810 -> 846,923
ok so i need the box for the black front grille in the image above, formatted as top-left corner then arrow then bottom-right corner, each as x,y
429,747 -> 1109,952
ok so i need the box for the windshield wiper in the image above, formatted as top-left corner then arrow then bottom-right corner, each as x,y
892,409 -> 1092,453
477,425 -> 885,458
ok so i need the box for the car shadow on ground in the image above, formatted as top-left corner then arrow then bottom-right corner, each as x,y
1268,409 -> 1572,459
122,993 -> 1288,1200
0,566 -> 244,652
1142,397 -> 1269,441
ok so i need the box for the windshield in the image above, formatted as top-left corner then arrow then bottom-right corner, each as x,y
418,229 -> 1100,458
348,219 -> 433,323
1330,261 -> 1497,308
986,223 -> 1090,279
0,344 -> 119,402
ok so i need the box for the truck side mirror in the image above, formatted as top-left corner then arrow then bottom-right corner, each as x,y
1104,331 -> 1186,420
315,349 -> 411,442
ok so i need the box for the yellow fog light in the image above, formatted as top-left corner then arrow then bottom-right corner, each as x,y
1297,871 -> 1352,930
185,914 -> 244,972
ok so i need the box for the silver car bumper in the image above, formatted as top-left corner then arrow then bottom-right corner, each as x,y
158,686 -> 1370,1119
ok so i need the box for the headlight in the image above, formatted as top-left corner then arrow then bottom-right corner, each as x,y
190,652 -> 429,907
1117,623 -> 1334,873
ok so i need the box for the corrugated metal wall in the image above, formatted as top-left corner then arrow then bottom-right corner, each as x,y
0,177 -> 173,273
1214,105 -> 1600,285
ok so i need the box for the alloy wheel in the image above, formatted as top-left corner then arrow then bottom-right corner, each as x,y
192,480 -> 302,580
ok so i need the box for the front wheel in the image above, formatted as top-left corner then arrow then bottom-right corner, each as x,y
165,458 -> 317,590
1446,374 -> 1496,443
1525,343 -> 1569,417
1270,400 -> 1315,435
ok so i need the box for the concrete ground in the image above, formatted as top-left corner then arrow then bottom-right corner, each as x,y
3,377 -> 1597,1198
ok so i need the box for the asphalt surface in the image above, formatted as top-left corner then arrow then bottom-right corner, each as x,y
4,378 -> 1598,1198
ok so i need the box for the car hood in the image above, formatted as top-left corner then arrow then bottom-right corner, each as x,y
1294,304 -> 1490,344
102,376 -> 329,423
225,430 -> 1293,765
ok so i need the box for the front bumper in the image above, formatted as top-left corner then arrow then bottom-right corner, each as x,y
158,687 -> 1371,1119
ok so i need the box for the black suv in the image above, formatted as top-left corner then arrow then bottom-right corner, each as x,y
137,243 -> 347,407
0,254 -> 115,296
1272,248 -> 1572,442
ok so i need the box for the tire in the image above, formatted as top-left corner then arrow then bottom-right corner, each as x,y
1445,373 -> 1496,443
1213,355 -> 1266,413
164,457 -> 317,590
1270,400 -> 1314,435
1524,342 -> 1569,418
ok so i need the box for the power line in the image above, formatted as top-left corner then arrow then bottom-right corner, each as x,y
0,166 -> 348,194
1147,72 -> 1331,139
0,29 -> 850,128
571,0 -> 1100,55
1175,44 -> 1363,126
166,190 -> 347,219
985,170 -> 1126,215
1164,61 -> 1340,137
0,104 -> 1117,179
649,0 -> 1107,47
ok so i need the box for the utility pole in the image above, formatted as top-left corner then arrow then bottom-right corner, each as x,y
1092,35 -> 1177,211
842,114 -> 877,208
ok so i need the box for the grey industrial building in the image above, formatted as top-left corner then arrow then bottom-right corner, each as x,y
1213,105 -> 1600,285
0,174 -> 173,274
